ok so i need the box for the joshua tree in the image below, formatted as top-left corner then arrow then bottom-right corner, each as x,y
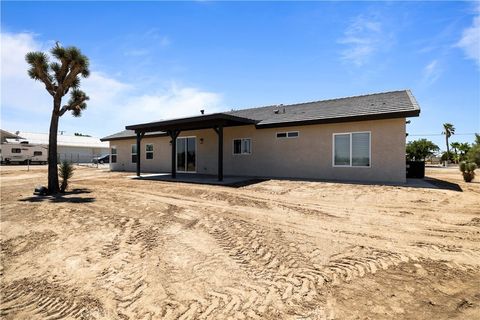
26,43 -> 90,194
450,142 -> 461,163
442,123 -> 455,163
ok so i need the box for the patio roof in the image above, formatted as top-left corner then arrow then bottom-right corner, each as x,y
125,113 -> 257,133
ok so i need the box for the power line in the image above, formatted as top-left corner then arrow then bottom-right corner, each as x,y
408,133 -> 477,136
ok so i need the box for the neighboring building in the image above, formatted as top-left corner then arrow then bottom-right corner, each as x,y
0,129 -> 22,143
101,90 -> 420,183
4,131 -> 109,163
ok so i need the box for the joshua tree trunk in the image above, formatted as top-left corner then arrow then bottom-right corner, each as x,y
48,98 -> 61,193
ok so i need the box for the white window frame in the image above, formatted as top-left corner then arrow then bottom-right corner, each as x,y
111,146 -> 117,163
276,131 -> 299,139
145,143 -> 154,160
332,131 -> 371,168
232,138 -> 252,155
131,144 -> 137,163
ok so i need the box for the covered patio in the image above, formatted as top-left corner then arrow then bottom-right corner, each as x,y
128,172 -> 266,187
125,113 -> 257,181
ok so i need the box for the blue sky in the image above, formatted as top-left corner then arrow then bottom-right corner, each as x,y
1,1 -> 479,150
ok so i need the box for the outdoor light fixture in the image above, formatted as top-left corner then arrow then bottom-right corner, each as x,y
200,138 -> 204,144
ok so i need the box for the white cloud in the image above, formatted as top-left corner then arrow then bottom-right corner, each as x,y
456,14 -> 480,67
338,15 -> 385,66
1,31 -> 222,137
421,59 -> 441,85
0,32 -> 51,118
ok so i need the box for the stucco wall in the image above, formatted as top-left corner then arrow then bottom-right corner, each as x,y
107,118 -> 406,182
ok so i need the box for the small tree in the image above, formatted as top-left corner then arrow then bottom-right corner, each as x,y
26,43 -> 90,194
406,139 -> 439,161
450,142 -> 461,163
460,161 -> 477,182
58,161 -> 74,192
442,123 -> 455,162
458,142 -> 471,162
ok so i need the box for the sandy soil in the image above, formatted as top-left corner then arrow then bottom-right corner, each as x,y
0,165 -> 479,319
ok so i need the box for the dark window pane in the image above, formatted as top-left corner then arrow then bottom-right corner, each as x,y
334,134 -> 350,166
34,151 -> 42,156
187,137 -> 196,171
276,132 -> 287,138
131,154 -> 137,163
233,139 -> 242,154
111,147 -> 117,155
12,148 -> 21,153
146,144 -> 153,152
177,138 -> 186,171
146,152 -> 153,160
111,155 -> 117,163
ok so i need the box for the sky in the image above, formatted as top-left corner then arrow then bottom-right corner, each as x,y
1,1 -> 479,150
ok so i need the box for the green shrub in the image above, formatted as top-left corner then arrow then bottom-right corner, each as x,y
459,161 -> 477,183
58,161 -> 74,192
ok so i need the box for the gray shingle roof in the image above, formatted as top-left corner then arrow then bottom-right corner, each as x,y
100,130 -> 167,141
226,90 -> 419,127
102,90 -> 420,141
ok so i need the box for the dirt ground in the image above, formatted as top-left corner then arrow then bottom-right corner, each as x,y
1,165 -> 479,320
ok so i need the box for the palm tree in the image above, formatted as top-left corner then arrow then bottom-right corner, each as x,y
450,142 -> 460,163
26,43 -> 90,194
458,142 -> 471,162
442,123 -> 455,163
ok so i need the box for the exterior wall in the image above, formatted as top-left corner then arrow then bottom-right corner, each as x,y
107,118 -> 406,183
109,136 -> 171,172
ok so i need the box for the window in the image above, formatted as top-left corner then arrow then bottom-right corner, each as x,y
233,138 -> 251,155
333,132 -> 370,167
11,148 -> 21,153
277,131 -> 299,138
146,144 -> 153,160
111,147 -> 117,163
33,151 -> 42,156
131,144 -> 137,163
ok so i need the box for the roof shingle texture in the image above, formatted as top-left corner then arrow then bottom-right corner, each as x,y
226,90 -> 419,126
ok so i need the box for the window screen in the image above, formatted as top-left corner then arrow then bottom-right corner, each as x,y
131,144 -> 137,163
287,131 -> 299,138
352,133 -> 370,166
33,151 -> 42,156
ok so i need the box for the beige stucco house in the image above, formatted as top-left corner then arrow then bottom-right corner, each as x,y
101,90 -> 420,183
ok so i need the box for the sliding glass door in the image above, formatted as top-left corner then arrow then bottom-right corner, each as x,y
176,137 -> 196,173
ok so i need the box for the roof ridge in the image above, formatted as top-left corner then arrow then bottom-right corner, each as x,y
228,89 -> 410,113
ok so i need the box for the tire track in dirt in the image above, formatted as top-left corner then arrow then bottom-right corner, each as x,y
187,213 -> 413,318
0,278 -> 103,319
97,218 -> 149,319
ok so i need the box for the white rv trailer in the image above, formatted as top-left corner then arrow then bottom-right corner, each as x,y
0,141 -> 48,164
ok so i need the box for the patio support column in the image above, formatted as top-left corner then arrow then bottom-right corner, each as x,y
136,131 -> 145,177
168,130 -> 180,178
213,125 -> 224,181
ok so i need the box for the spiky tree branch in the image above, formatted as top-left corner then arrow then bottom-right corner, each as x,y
58,89 -> 89,116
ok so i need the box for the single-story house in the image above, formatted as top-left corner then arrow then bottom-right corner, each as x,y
101,90 -> 420,183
